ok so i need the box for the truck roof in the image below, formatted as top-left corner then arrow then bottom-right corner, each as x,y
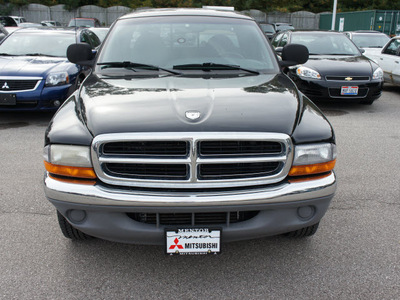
119,8 -> 252,21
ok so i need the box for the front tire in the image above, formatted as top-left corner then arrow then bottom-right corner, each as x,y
284,222 -> 320,238
57,211 -> 93,240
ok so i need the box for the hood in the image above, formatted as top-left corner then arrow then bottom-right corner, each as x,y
305,55 -> 374,75
78,73 -> 301,136
0,56 -> 68,77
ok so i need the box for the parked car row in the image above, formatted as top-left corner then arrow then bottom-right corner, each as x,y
0,27 -> 108,111
1,15 -> 101,28
1,13 -> 398,113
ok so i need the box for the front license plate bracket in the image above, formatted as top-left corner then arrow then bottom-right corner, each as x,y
165,228 -> 221,255
0,94 -> 16,106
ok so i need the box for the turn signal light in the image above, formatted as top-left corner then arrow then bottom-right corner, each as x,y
44,161 -> 97,179
289,160 -> 336,177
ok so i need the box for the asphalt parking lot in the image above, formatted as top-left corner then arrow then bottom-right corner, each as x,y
0,86 -> 399,299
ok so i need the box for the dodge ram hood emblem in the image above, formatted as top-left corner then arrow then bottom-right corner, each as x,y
185,111 -> 201,120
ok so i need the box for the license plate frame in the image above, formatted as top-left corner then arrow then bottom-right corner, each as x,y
165,228 -> 221,255
341,86 -> 359,95
0,93 -> 16,106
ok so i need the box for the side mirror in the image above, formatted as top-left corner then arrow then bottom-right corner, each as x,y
67,43 -> 95,66
279,44 -> 309,67
359,48 -> 366,54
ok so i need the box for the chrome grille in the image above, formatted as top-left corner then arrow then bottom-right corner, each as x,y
91,132 -> 293,189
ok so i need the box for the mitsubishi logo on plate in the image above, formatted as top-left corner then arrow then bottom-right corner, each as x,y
345,77 -> 353,81
185,111 -> 201,120
2,82 -> 10,89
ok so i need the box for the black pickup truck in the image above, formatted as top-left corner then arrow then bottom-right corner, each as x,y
43,9 -> 336,255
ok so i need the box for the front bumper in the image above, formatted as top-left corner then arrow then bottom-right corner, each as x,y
0,84 -> 74,111
45,172 -> 336,244
291,76 -> 383,101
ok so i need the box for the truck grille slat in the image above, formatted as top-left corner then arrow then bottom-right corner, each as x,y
105,163 -> 188,180
103,141 -> 188,156
92,133 -> 293,189
199,162 -> 281,180
199,141 -> 282,156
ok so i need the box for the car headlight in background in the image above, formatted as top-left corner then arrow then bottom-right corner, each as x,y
372,67 -> 383,80
43,145 -> 96,180
45,72 -> 69,86
296,66 -> 321,80
289,143 -> 336,176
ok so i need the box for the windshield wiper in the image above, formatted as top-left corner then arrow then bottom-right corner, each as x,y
98,61 -> 181,75
0,53 -> 14,56
173,63 -> 259,74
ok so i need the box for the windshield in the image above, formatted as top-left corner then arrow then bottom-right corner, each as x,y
96,16 -> 278,74
352,34 -> 389,48
260,24 -> 275,33
291,32 -> 361,55
0,32 -> 76,57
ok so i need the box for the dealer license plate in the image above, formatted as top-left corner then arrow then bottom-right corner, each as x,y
0,93 -> 16,105
341,86 -> 358,95
166,228 -> 221,255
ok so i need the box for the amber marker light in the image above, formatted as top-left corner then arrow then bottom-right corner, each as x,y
289,160 -> 336,177
48,174 -> 96,185
44,161 -> 96,179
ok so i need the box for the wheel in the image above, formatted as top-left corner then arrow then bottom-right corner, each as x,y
284,222 -> 320,238
57,211 -> 93,240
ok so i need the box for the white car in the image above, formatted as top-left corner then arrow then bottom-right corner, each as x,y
9,16 -> 27,25
345,31 -> 390,60
367,36 -> 400,86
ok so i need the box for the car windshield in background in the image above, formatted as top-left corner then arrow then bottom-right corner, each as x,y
97,16 -> 277,74
351,34 -> 390,48
260,24 -> 275,33
291,32 -> 360,55
0,32 -> 76,57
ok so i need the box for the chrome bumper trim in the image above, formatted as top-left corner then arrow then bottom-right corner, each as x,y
44,172 -> 336,207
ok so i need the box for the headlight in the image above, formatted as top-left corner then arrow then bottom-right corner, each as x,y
43,145 -> 96,179
45,72 -> 69,86
296,66 -> 321,80
372,67 -> 383,80
289,143 -> 336,176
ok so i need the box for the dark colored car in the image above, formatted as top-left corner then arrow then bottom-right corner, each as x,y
259,23 -> 276,39
271,23 -> 294,32
0,28 -> 101,111
272,30 -> 384,104
44,9 -> 337,253
68,17 -> 101,28
0,16 -> 18,27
